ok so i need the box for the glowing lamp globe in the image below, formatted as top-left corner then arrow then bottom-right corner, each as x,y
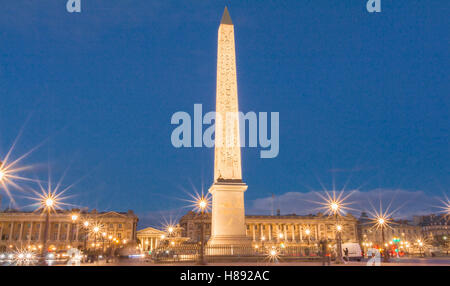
330,202 -> 339,212
45,198 -> 54,207
199,200 -> 207,210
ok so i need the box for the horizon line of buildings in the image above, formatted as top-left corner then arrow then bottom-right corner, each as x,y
0,205 -> 448,252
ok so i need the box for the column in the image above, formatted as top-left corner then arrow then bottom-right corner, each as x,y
19,222 -> 24,242
28,222 -> 33,244
66,225 -> 70,241
260,224 -> 264,240
268,224 -> 272,241
57,223 -> 62,241
75,225 -> 79,241
38,222 -> 42,241
9,222 -> 14,241
252,224 -> 256,241
276,224 -> 280,242
299,224 -> 303,241
291,224 -> 295,242
283,224 -> 287,240
150,238 -> 154,251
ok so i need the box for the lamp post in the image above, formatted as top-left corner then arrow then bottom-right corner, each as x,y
417,240 -> 423,257
197,196 -> 208,265
377,218 -> 390,262
41,196 -> 55,263
305,228 -> 311,256
330,202 -> 344,264
93,226 -> 99,260
83,221 -> 89,252
305,229 -> 311,246
102,232 -> 107,254
70,214 -> 78,247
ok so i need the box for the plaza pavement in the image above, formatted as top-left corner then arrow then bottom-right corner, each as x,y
79,257 -> 450,266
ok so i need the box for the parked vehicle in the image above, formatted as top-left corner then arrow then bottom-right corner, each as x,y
341,243 -> 363,261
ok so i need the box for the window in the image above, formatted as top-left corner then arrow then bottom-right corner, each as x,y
118,224 -> 122,228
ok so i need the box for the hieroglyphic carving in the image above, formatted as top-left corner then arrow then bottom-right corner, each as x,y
214,21 -> 242,182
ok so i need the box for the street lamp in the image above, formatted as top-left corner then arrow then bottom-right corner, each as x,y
41,196 -> 54,260
305,228 -> 311,246
166,225 -> 175,237
82,221 -> 89,252
375,216 -> 391,262
329,201 -> 344,264
417,239 -> 424,257
70,213 -> 78,246
196,195 -> 209,265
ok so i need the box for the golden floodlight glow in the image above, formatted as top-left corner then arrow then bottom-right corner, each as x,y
185,189 -> 211,213
71,214 -> 78,221
330,202 -> 339,213
26,175 -> 74,214
437,195 -> 450,216
93,226 -> 99,233
84,221 -> 89,227
0,130 -> 43,202
336,225 -> 343,232
199,199 -> 207,210
45,198 -> 54,207
313,189 -> 355,217
367,199 -> 399,231
35,191 -> 62,213
305,229 -> 311,235
266,247 -> 280,263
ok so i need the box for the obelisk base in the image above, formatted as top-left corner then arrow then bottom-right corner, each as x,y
207,181 -> 252,255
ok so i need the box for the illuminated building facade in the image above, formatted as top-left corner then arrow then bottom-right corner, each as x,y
0,209 -> 138,252
180,211 -> 359,246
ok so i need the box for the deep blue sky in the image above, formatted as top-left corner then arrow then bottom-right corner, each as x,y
0,1 -> 448,224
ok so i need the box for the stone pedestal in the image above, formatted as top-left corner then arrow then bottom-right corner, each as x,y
207,181 -> 251,247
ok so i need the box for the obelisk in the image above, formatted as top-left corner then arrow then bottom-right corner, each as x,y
208,7 -> 251,247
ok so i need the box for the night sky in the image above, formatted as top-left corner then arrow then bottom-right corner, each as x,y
0,1 -> 448,227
